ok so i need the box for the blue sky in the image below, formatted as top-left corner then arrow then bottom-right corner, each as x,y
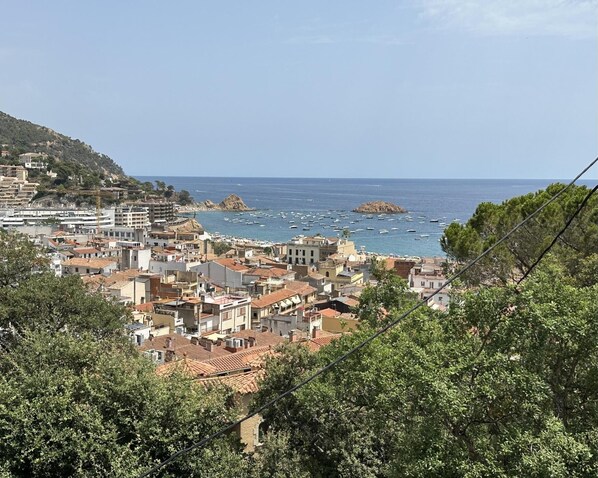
1,1 -> 596,179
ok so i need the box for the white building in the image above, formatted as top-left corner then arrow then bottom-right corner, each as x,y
114,205 -> 150,229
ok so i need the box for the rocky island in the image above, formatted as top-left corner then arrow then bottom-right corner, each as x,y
193,194 -> 252,211
353,201 -> 407,214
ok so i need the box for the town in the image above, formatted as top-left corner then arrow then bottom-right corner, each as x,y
0,152 -> 449,452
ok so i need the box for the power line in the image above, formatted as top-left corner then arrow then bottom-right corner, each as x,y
138,157 -> 598,478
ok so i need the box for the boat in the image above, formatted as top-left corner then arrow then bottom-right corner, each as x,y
420,234 -> 430,238
379,229 -> 389,234
430,219 -> 439,223
289,225 -> 298,229
406,229 -> 416,233
366,227 -> 374,230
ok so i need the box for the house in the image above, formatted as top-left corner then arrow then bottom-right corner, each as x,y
61,257 -> 118,276
250,288 -> 303,328
409,258 -> 450,309
200,293 -> 252,335
318,259 -> 364,290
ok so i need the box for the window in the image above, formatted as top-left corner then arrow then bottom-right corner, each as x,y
326,271 -> 329,277
421,281 -> 425,286
302,250 -> 305,256
75,268 -> 79,272
311,250 -> 314,256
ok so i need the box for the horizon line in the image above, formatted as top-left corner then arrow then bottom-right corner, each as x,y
132,175 -> 597,182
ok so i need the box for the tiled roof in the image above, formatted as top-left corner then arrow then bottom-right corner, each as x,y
305,333 -> 342,352
213,258 -> 250,272
62,258 -> 117,269
251,288 -> 299,309
319,308 -> 341,318
246,267 -> 293,279
198,370 -> 264,395
155,358 -> 217,377
285,281 -> 317,297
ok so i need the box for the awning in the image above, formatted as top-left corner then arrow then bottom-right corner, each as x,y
290,296 -> 301,305
281,299 -> 293,308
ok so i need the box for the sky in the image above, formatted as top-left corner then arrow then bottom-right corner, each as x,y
0,0 -> 596,179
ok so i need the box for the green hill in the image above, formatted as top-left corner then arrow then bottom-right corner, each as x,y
0,111 -> 125,177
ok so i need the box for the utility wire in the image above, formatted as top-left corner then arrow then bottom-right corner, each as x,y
516,184 -> 598,286
139,156 -> 598,478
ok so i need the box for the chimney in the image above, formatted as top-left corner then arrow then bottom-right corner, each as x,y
312,327 -> 321,339
205,341 -> 214,352
248,336 -> 256,347
289,329 -> 299,342
165,337 -> 173,349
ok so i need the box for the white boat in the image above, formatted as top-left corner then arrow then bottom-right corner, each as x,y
379,229 -> 389,234
407,229 -> 416,233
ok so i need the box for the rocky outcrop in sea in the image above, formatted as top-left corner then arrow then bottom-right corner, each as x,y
353,201 -> 407,214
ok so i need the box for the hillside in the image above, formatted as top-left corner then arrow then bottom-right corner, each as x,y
0,111 -> 125,177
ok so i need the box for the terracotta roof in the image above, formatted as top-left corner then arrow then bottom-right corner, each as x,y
72,247 -> 101,255
305,334 -> 342,352
83,269 -> 145,290
251,288 -> 299,309
285,281 -> 317,297
62,258 -> 117,269
155,358 -> 217,377
213,258 -> 250,272
134,302 -> 155,312
319,308 -> 341,318
198,370 -> 264,395
141,330 -> 285,364
246,267 -> 293,279
204,346 -> 276,374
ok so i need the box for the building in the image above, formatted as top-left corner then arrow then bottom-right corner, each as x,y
0,176 -> 38,207
18,152 -> 48,170
134,201 -> 175,223
61,257 -> 119,276
200,294 -> 252,335
409,259 -> 450,309
114,205 -> 150,228
250,288 -> 303,328
287,236 -> 358,265
0,165 -> 28,181
318,259 -> 364,290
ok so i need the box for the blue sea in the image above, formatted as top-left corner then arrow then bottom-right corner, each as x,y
136,177 -> 597,257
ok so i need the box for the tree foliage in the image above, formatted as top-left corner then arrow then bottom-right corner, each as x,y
0,230 -> 48,288
0,332 -> 248,477
441,183 -> 598,285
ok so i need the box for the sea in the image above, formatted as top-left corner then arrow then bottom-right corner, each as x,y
136,177 -> 598,258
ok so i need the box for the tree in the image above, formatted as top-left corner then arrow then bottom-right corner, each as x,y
177,189 -> 194,206
341,228 -> 351,239
0,230 -> 48,288
0,332 -> 249,477
441,183 -> 598,286
155,180 -> 166,192
0,273 -> 128,344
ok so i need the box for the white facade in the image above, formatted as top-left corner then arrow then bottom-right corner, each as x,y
114,206 -> 150,228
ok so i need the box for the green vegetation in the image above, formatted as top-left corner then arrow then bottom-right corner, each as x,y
0,110 -> 195,207
440,183 -> 598,286
0,111 -> 124,176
